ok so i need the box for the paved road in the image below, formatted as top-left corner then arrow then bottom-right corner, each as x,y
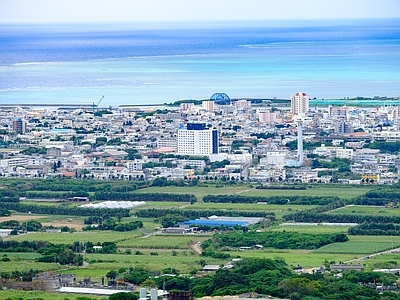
344,247 -> 400,264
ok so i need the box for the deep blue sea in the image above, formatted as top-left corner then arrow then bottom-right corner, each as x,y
0,19 -> 400,107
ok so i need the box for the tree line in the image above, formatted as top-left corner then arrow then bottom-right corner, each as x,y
348,222 -> 400,236
286,210 -> 400,224
83,220 -> 143,232
0,178 -> 149,193
136,208 -> 275,220
355,189 -> 400,206
203,195 -> 340,205
94,192 -> 196,202
0,202 -> 130,218
0,220 -> 43,232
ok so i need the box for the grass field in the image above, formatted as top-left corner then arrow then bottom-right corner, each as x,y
118,234 -> 210,249
1,252 -> 42,259
133,185 -> 249,200
329,205 -> 400,216
223,249 -> 356,269
243,185 -> 371,199
314,235 -> 400,254
270,225 -> 350,234
0,290 -> 107,300
61,251 -> 224,280
11,231 -> 139,244
0,259 -> 61,273
142,201 -> 187,208
186,202 -> 315,211
134,184 -> 372,200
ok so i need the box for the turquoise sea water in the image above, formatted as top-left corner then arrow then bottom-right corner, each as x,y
0,19 -> 399,107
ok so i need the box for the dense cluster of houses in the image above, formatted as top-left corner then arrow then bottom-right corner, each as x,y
1,97 -> 400,184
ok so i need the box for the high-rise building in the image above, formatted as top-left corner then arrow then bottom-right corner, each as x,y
13,118 -> 26,134
291,92 -> 309,116
177,123 -> 218,155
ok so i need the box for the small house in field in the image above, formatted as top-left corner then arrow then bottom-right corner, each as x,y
45,228 -> 61,233
0,229 -> 13,237
202,265 -> 221,272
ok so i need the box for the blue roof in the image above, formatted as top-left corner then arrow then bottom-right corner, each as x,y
181,219 -> 248,227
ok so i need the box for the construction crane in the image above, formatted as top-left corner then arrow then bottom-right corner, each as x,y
92,95 -> 105,111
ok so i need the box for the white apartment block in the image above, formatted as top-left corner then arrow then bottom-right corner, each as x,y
314,145 -> 353,160
373,131 -> 400,142
126,160 -> 143,172
177,123 -> 218,155
260,151 -> 287,168
0,157 -> 29,168
291,92 -> 309,116
258,109 -> 277,123
177,159 -> 206,170
157,138 -> 178,150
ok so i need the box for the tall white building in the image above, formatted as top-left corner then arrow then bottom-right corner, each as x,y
291,92 -> 309,116
177,123 -> 218,155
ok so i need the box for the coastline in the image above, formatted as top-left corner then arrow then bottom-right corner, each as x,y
1,97 -> 399,110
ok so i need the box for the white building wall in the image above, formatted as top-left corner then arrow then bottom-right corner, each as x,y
177,129 -> 217,155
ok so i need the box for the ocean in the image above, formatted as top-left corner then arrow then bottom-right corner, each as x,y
0,19 -> 400,107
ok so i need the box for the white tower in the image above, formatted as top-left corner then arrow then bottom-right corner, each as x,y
297,121 -> 304,166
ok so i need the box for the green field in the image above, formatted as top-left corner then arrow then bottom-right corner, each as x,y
2,182 -> 397,299
118,234 -> 210,249
243,185 -> 372,199
133,185 -> 249,200
224,249 -> 356,269
0,290 -> 106,300
329,205 -> 400,216
1,252 -> 42,259
141,201 -> 187,208
61,251 -> 224,281
270,225 -> 350,234
314,235 -> 400,254
0,259 -> 61,273
187,202 -> 315,211
134,184 -> 372,200
11,231 -> 139,244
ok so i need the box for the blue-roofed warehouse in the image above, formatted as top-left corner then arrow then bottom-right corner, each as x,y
181,219 -> 249,227
180,216 -> 263,228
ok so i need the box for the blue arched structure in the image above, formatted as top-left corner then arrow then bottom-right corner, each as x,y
210,93 -> 230,105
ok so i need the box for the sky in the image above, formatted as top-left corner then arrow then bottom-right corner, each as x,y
0,0 -> 400,24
